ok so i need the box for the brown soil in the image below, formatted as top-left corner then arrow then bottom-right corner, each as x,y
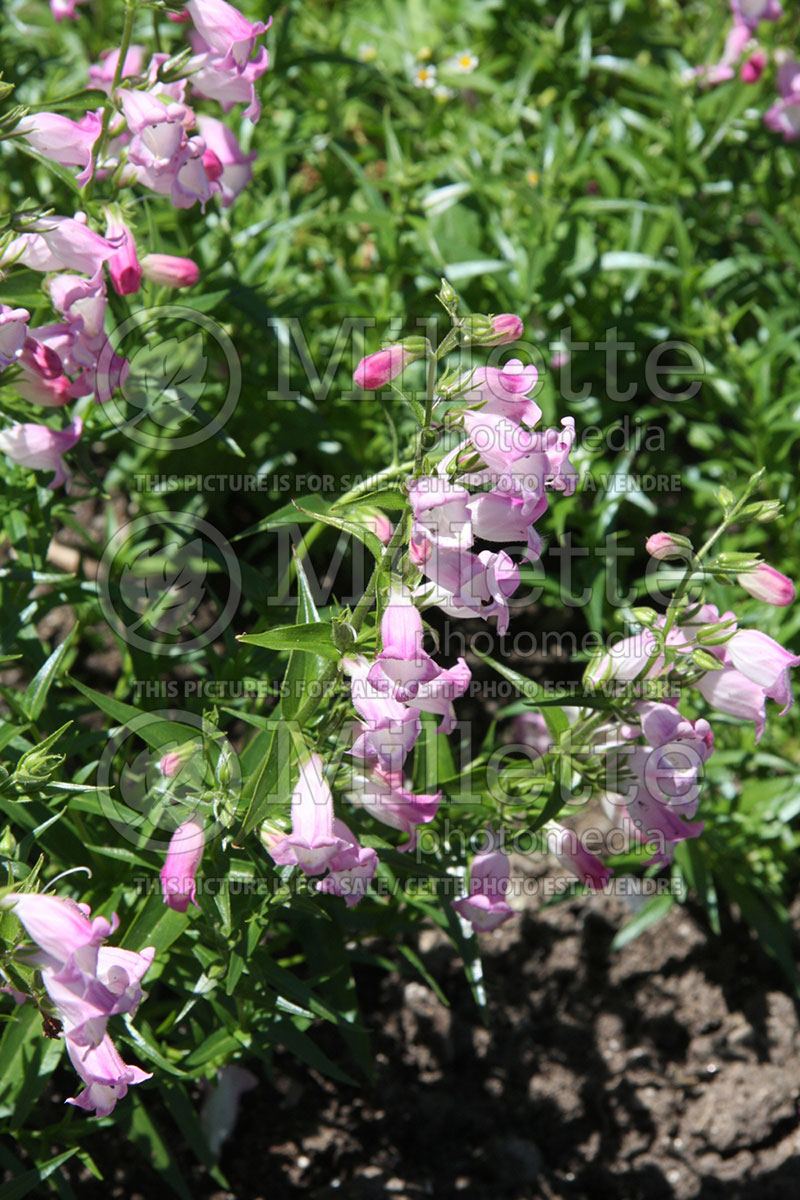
40,869 -> 800,1200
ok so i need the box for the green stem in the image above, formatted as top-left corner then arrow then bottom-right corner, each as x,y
412,348 -> 439,478
86,1 -> 136,201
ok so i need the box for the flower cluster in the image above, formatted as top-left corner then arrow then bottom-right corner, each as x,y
2,892 -> 153,1116
0,0 -> 270,490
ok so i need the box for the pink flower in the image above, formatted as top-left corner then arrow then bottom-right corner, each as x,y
105,211 -> 143,295
186,0 -> 270,71
695,665 -> 768,742
354,345 -> 414,390
735,563 -> 795,607
120,91 -> 216,210
730,0 -> 782,27
2,893 -> 116,965
367,593 -> 440,702
452,829 -> 516,932
345,656 -> 423,771
195,115 -> 256,206
727,629 -> 800,712
645,532 -> 691,561
689,22 -> 752,87
188,43 -> 269,123
16,110 -> 103,187
347,767 -> 440,851
14,369 -> 77,409
315,820 -> 378,906
467,486 -> 547,561
88,45 -> 146,93
547,823 -> 613,889
0,417 -> 83,489
417,545 -> 520,636
741,49 -> 767,82
361,508 -> 394,545
460,411 -> 577,495
409,477 -> 473,551
0,305 -> 29,368
161,819 -> 205,912
66,1034 -> 151,1117
765,55 -> 800,140
449,359 -> 540,426
50,0 -> 88,19
1,214 -> 120,274
266,755 -> 347,875
585,630 -> 663,686
141,253 -> 200,288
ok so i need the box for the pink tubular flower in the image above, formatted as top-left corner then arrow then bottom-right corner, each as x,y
105,210 -> 142,296
66,1034 -> 151,1117
347,767 -> 440,851
0,213 -> 120,275
186,0 -> 270,71
16,110 -> 103,187
88,45 -> 146,94
315,819 -> 378,906
460,410 -> 577,495
645,532 -> 691,561
50,0 -> 88,19
160,819 -> 205,912
726,629 -> 800,712
0,417 -> 82,489
417,545 -> 520,636
344,654 -> 423,770
737,563 -> 795,607
195,115 -> 256,206
450,359 -> 541,426
2,893 -> 116,964
452,829 -> 516,932
765,56 -> 800,140
408,477 -> 473,551
188,42 -> 269,123
695,665 -> 769,743
0,306 -> 30,368
354,345 -> 414,390
547,823 -> 613,890
730,0 -> 782,26
266,755 -> 347,875
140,253 -> 201,288
467,486 -> 547,561
14,369 -> 76,409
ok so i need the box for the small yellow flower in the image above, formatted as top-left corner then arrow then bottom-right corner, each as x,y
357,43 -> 377,63
416,46 -> 433,62
526,169 -> 539,187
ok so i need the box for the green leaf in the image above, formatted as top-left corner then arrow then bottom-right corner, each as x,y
238,622 -> 339,660
0,1149 -> 79,1200
21,625 -> 77,721
611,892 -> 675,951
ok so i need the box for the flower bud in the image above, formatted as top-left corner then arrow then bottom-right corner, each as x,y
741,51 -> 767,83
741,500 -> 781,523
692,648 -> 726,672
159,743 -> 197,779
105,209 -> 142,296
353,345 -> 415,390
160,819 -> 204,914
462,313 -> 524,347
695,620 -> 737,646
736,563 -> 796,607
140,253 -> 200,288
630,606 -> 660,628
645,532 -> 693,561
437,278 -> 458,312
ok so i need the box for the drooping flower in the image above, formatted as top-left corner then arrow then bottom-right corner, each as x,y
265,755 -> 347,875
16,111 -> 103,187
185,0 -> 270,72
0,214 -> 121,274
50,0 -> 88,20
730,0 -> 782,27
448,359 -> 541,426
87,45 -> 146,93
452,829 -> 516,932
346,767 -> 440,851
161,819 -> 205,913
188,42 -> 270,123
408,477 -> 473,551
687,21 -> 752,87
66,1034 -> 151,1117
547,823 -> 613,889
764,55 -> 800,141
0,417 -> 83,489
726,629 -> 800,712
315,819 -> 378,906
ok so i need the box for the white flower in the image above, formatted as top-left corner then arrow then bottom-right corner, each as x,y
413,64 -> 438,89
433,84 -> 456,102
449,50 -> 479,74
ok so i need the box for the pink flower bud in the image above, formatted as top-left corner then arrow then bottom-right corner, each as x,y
741,50 -> 767,82
491,313 -> 524,344
141,253 -> 200,288
362,508 -> 393,545
160,819 -> 205,913
354,346 -> 412,390
645,532 -> 692,561
736,563 -> 796,606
